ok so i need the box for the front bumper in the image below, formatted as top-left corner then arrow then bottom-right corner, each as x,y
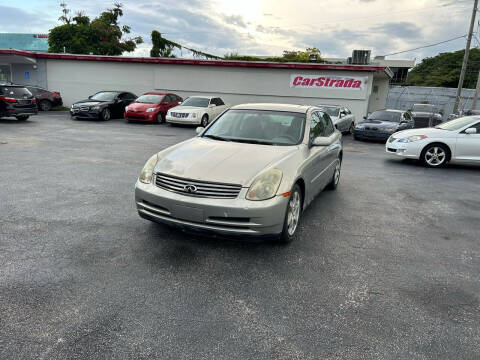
354,129 -> 393,141
385,137 -> 424,159
135,180 -> 289,237
166,115 -> 200,125
125,111 -> 157,122
70,109 -> 100,119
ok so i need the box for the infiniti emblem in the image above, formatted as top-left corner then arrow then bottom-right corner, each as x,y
184,184 -> 198,193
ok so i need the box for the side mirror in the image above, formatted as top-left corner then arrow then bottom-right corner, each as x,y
363,116 -> 367,120
178,101 -> 182,105
465,127 -> 477,134
88,95 -> 92,99
196,126 -> 205,134
340,113 -> 345,118
311,136 -> 333,147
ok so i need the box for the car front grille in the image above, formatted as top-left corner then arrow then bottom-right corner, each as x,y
155,173 -> 242,199
79,106 -> 90,112
170,112 -> 188,118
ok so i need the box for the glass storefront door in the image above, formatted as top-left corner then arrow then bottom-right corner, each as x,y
0,65 -> 12,82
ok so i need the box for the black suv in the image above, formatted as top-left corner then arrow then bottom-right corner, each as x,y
0,84 -> 38,120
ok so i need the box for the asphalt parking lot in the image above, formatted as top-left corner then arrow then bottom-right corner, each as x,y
1,112 -> 479,359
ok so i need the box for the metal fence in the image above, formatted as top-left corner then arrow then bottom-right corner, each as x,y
386,86 -> 479,120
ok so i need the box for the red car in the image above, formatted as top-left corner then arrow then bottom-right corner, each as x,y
124,92 -> 182,123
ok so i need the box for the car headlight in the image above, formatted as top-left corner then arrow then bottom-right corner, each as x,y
190,113 -> 197,118
246,168 -> 283,201
385,128 -> 395,132
139,154 -> 158,184
125,106 -> 129,111
146,108 -> 155,112
355,124 -> 364,129
398,135 -> 428,143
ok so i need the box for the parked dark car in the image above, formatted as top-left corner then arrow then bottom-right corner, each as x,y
0,84 -> 38,121
353,109 -> 414,141
70,91 -> 137,121
410,104 -> 443,128
124,92 -> 182,123
26,86 -> 63,111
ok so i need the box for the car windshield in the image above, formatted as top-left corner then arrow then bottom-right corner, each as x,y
1,86 -> 32,98
90,92 -> 118,101
435,117 -> 477,131
319,106 -> 340,117
135,95 -> 164,104
367,111 -> 401,122
412,104 -> 436,112
181,97 -> 209,107
203,109 -> 305,146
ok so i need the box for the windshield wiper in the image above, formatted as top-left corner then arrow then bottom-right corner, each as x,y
230,138 -> 274,145
203,134 -> 231,141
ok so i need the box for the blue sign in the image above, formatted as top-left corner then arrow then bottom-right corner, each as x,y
25,71 -> 30,80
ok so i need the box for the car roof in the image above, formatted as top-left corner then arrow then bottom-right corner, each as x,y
143,92 -> 167,95
317,104 -> 341,107
231,103 -> 312,113
377,109 -> 404,113
187,96 -> 218,100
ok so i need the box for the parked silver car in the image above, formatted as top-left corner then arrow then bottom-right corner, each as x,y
317,104 -> 356,134
135,103 -> 343,242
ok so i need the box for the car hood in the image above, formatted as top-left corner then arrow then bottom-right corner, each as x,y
392,127 -> 453,139
170,106 -> 207,113
154,137 -> 298,186
360,120 -> 399,129
128,102 -> 157,111
411,111 -> 442,118
73,99 -> 109,106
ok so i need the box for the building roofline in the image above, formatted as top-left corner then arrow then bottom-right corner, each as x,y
0,49 -> 392,76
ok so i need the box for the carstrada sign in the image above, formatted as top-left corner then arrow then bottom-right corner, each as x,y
290,74 -> 367,90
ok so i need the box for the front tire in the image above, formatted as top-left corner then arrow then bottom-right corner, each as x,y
420,143 -> 449,168
100,108 -> 111,121
201,114 -> 209,127
39,99 -> 52,111
348,122 -> 355,134
156,112 -> 164,123
279,184 -> 302,244
16,115 -> 29,121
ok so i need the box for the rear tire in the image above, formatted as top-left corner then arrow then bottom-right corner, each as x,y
16,115 -> 29,121
326,159 -> 341,190
279,184 -> 303,244
39,100 -> 52,111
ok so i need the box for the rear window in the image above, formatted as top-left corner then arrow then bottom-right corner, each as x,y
1,87 -> 32,98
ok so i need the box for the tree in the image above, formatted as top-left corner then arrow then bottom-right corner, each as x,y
224,48 -> 324,63
150,31 -> 176,58
48,2 -> 143,55
406,48 -> 480,88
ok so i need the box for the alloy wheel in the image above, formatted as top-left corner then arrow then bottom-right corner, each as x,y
334,162 -> 341,185
102,109 -> 111,121
287,190 -> 301,236
425,146 -> 446,166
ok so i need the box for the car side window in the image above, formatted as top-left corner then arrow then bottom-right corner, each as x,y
214,98 -> 225,106
470,122 -> 480,132
28,87 -> 39,95
118,93 -> 129,100
404,112 -> 411,120
127,93 -> 136,100
310,112 -> 327,140
345,107 -> 351,115
323,113 -> 335,136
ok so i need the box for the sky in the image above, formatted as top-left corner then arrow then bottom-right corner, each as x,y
0,0 -> 476,63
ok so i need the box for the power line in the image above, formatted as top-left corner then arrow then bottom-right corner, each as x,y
382,34 -> 468,56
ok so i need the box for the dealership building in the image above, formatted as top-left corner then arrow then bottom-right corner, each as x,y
0,49 -> 394,119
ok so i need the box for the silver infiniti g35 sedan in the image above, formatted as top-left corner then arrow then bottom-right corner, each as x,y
135,103 -> 343,242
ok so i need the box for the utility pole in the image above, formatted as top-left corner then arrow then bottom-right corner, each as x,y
453,0 -> 478,114
472,69 -> 480,110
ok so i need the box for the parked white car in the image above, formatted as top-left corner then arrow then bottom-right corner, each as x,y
166,96 -> 228,126
317,104 -> 355,134
386,116 -> 480,167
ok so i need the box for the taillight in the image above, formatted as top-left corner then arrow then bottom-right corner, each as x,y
53,92 -> 60,97
0,96 -> 17,103
32,98 -> 36,103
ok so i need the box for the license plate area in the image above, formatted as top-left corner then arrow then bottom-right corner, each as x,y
172,204 -> 204,222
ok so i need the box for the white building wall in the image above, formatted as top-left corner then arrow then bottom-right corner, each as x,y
46,59 -> 387,120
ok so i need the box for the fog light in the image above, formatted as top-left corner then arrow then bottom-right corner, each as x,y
149,115 -> 153,119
